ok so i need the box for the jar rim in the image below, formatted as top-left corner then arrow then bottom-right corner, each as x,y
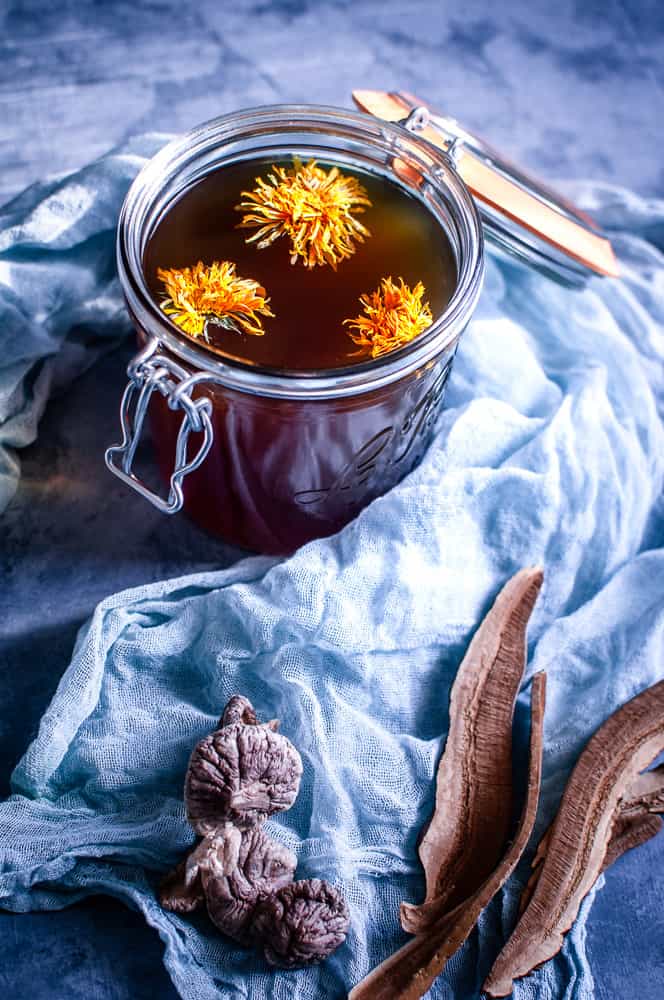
117,103 -> 484,400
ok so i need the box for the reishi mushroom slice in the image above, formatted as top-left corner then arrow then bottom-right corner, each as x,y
518,762 -> 664,916
402,567 -> 544,934
484,679 -> 664,998
349,672 -> 546,1000
601,812 -> 662,871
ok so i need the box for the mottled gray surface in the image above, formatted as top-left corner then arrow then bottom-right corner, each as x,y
1,0 -> 664,205
1,1 -> 663,998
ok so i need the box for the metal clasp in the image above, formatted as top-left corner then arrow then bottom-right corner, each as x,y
105,339 -> 214,514
400,104 -> 463,167
402,105 -> 431,134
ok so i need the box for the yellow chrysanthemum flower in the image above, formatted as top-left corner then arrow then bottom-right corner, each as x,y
344,277 -> 433,358
156,260 -> 274,338
236,160 -> 372,269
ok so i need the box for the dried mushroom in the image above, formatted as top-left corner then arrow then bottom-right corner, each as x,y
484,679 -> 664,997
158,854 -> 205,914
602,811 -> 662,871
200,822 -> 297,943
518,762 -> 664,916
402,567 -> 544,934
619,763 -> 664,817
185,699 -> 303,833
602,764 -> 664,868
252,878 -> 351,968
160,696 -> 349,972
221,694 -> 277,729
349,673 -> 546,1000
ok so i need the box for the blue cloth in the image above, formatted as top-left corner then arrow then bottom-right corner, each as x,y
0,143 -> 663,1000
0,134 -> 169,513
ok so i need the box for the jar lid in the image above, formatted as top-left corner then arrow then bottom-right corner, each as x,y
353,90 -> 619,287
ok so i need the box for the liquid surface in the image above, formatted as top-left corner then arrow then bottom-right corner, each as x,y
143,158 -> 457,373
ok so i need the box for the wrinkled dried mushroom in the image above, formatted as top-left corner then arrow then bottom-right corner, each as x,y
349,673 -> 546,1000
186,822 -> 299,943
252,878 -> 351,968
484,679 -> 664,997
185,699 -> 303,833
158,854 -> 205,914
402,567 -> 544,934
160,696 -> 349,971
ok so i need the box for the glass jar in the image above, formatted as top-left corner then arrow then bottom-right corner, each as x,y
106,105 -> 484,554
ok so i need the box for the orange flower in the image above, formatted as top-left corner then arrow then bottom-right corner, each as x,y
156,260 -> 274,338
236,160 -> 371,269
344,277 -> 433,358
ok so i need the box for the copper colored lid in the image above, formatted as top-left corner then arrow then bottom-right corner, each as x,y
353,90 -> 619,286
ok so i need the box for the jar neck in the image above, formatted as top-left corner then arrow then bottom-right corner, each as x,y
117,104 -> 484,400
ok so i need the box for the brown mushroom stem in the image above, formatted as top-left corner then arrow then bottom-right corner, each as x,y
349,673 -> 546,1000
221,695 -> 259,728
404,567 -> 544,932
220,695 -> 279,731
484,679 -> 664,998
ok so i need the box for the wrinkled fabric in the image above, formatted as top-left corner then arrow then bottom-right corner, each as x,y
0,133 -> 169,513
0,142 -> 663,1000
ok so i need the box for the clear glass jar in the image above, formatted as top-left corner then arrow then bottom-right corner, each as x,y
106,105 -> 484,554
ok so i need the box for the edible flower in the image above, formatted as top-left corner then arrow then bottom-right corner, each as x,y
236,160 -> 371,269
344,277 -> 433,358
157,260 -> 274,338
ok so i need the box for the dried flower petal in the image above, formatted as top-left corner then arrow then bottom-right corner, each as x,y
344,278 -> 433,358
157,260 -> 274,338
236,160 -> 371,269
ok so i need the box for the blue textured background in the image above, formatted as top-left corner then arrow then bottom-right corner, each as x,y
1,1 -> 663,997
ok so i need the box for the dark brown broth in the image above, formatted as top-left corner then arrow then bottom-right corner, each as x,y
143,158 -> 457,372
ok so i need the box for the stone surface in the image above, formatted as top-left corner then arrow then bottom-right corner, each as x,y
1,0 -> 663,206
1,1 -> 663,997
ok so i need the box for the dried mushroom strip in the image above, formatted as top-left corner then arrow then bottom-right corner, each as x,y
349,673 -> 546,1000
185,701 -> 303,833
518,762 -> 664,916
619,763 -> 664,816
601,812 -> 662,871
484,679 -> 664,998
403,567 -> 543,934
